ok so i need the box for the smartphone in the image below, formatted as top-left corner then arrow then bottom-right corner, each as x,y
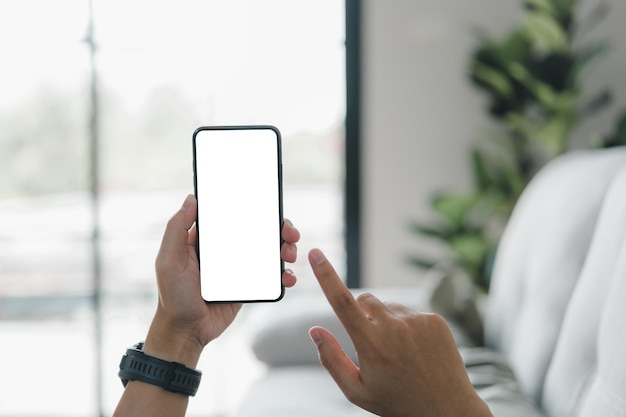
192,125 -> 284,303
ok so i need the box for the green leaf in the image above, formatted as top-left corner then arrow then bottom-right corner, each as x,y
450,235 -> 493,269
522,12 -> 568,51
525,0 -> 558,17
527,54 -> 577,92
505,112 -> 529,135
551,91 -> 578,114
496,156 -> 527,201
471,147 -> 492,190
507,62 -> 560,109
551,0 -> 578,15
477,154 -> 523,203
499,30 -> 533,62
406,256 -> 438,270
409,222 -> 451,241
531,116 -> 573,155
431,193 -> 479,226
471,61 -> 514,99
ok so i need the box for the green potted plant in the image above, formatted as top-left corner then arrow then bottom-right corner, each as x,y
410,0 -> 623,293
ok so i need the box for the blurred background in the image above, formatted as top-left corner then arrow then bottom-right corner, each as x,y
1,0 -> 625,416
0,0 -> 344,415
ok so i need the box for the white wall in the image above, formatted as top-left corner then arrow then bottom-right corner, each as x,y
361,0 -> 626,288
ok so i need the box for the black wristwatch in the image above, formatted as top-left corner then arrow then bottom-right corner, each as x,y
118,342 -> 202,397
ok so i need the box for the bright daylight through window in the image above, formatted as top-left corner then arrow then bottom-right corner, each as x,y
0,1 -> 345,416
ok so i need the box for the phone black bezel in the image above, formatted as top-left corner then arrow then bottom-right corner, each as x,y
192,125 -> 285,303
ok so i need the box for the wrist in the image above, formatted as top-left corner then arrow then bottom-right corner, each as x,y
143,311 -> 204,369
445,392 -> 493,417
410,382 -> 491,417
119,342 -> 202,397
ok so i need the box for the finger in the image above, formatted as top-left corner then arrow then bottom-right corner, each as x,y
157,195 -> 198,264
281,242 -> 297,263
309,327 -> 362,402
282,219 -> 300,244
383,300 -> 418,318
187,224 -> 197,248
356,292 -> 388,320
281,268 -> 297,288
308,249 -> 370,338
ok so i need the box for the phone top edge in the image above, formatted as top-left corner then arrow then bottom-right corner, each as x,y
194,124 -> 281,136
193,125 -> 282,156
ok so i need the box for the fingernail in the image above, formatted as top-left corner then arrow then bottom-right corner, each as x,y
181,194 -> 193,211
309,249 -> 326,266
309,328 -> 323,347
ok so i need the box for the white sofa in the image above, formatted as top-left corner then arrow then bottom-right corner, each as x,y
236,147 -> 626,417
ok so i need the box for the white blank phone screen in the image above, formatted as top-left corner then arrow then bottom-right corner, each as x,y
194,127 -> 283,302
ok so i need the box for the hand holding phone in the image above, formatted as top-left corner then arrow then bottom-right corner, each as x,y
192,125 -> 284,303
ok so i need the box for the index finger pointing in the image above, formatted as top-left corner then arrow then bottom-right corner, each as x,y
308,249 -> 370,337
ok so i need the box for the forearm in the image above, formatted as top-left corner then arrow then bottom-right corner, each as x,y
112,312 -> 204,417
113,379 -> 190,417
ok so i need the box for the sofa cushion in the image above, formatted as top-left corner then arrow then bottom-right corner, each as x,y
247,287 -> 433,367
236,348 -> 549,417
484,148 -> 626,401
541,166 -> 626,417
235,366 -> 376,417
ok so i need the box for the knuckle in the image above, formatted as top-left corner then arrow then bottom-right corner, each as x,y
414,313 -> 453,337
428,312 -> 448,327
384,301 -> 413,315
356,292 -> 382,309
356,292 -> 375,302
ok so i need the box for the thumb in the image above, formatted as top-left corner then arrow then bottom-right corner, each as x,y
156,195 -> 198,268
164,195 -> 197,246
309,327 -> 362,401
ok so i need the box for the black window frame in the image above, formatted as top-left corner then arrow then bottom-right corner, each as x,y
345,0 -> 362,288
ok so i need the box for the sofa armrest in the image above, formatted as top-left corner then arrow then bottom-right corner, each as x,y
462,348 -> 546,417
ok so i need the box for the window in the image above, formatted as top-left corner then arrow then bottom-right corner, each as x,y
0,1 -> 345,416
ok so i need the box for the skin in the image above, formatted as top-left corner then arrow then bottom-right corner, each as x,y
114,194 -> 493,417
307,248 -> 493,417
113,194 -> 299,417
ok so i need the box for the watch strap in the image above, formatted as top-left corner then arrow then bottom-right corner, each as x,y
118,342 -> 202,396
